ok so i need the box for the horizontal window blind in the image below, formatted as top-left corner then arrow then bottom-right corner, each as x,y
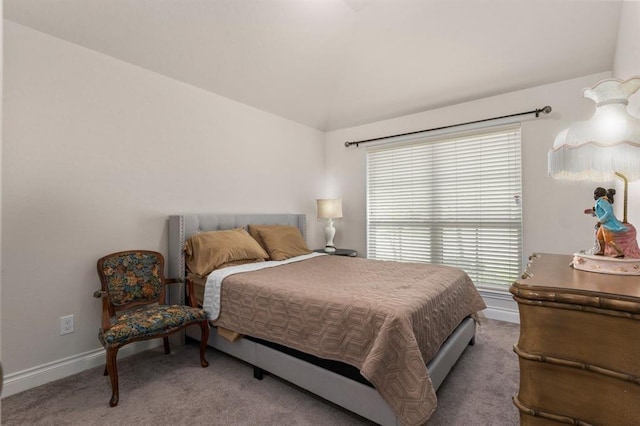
366,124 -> 522,289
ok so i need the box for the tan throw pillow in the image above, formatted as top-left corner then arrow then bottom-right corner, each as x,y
184,228 -> 268,277
254,225 -> 311,261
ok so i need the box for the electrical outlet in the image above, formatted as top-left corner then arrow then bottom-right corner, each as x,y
60,315 -> 74,335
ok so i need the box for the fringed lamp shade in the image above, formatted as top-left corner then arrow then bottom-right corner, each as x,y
548,77 -> 640,182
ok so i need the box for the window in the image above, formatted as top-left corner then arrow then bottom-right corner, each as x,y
366,124 -> 522,289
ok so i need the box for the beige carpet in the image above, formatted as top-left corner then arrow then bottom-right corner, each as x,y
1,318 -> 520,425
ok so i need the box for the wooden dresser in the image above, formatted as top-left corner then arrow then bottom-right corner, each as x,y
510,253 -> 640,425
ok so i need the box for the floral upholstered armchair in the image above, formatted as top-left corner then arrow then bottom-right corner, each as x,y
94,250 -> 209,407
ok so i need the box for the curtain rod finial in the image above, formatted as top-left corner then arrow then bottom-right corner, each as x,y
536,106 -> 552,117
345,141 -> 352,147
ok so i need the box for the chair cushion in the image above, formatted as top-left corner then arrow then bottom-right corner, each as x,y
100,305 -> 207,348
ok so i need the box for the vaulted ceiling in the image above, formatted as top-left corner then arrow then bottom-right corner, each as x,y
5,0 -> 623,131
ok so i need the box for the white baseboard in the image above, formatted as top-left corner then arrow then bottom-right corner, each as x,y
479,289 -> 520,324
482,305 -> 520,324
2,340 -> 160,399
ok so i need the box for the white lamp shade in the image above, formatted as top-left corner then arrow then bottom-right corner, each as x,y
548,77 -> 640,182
316,198 -> 343,219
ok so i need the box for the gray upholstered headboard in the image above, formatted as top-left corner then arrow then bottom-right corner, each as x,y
167,214 -> 307,283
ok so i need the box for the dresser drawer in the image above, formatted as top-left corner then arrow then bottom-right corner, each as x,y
516,358 -> 640,425
516,303 -> 640,377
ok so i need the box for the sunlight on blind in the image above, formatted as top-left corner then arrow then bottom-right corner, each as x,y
366,124 -> 522,289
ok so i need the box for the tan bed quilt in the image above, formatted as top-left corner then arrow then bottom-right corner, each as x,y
211,255 -> 486,425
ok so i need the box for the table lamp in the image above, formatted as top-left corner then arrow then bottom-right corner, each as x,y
548,76 -> 640,274
317,198 -> 343,253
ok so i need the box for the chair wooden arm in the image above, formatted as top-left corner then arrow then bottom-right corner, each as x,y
185,278 -> 199,308
164,278 -> 199,308
93,290 -> 112,331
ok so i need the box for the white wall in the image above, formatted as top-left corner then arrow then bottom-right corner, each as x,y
614,1 -> 640,96
2,21 -> 325,383
325,73 -> 613,264
613,0 -> 640,228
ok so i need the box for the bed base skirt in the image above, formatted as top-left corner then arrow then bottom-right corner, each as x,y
186,317 -> 476,426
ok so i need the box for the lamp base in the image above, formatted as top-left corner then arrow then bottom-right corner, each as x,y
571,253 -> 640,275
323,219 -> 337,253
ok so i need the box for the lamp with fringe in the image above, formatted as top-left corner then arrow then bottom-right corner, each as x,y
548,76 -> 640,274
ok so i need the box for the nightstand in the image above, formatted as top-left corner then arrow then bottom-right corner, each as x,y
313,249 -> 357,257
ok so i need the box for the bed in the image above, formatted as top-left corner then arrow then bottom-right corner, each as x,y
168,214 -> 486,426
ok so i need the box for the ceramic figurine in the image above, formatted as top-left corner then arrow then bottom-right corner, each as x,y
584,187 -> 640,259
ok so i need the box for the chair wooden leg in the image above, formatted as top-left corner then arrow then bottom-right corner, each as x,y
106,347 -> 120,407
199,321 -> 210,368
163,336 -> 170,355
103,365 -> 108,376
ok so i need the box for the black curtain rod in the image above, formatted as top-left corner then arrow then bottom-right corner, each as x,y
344,105 -> 552,147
